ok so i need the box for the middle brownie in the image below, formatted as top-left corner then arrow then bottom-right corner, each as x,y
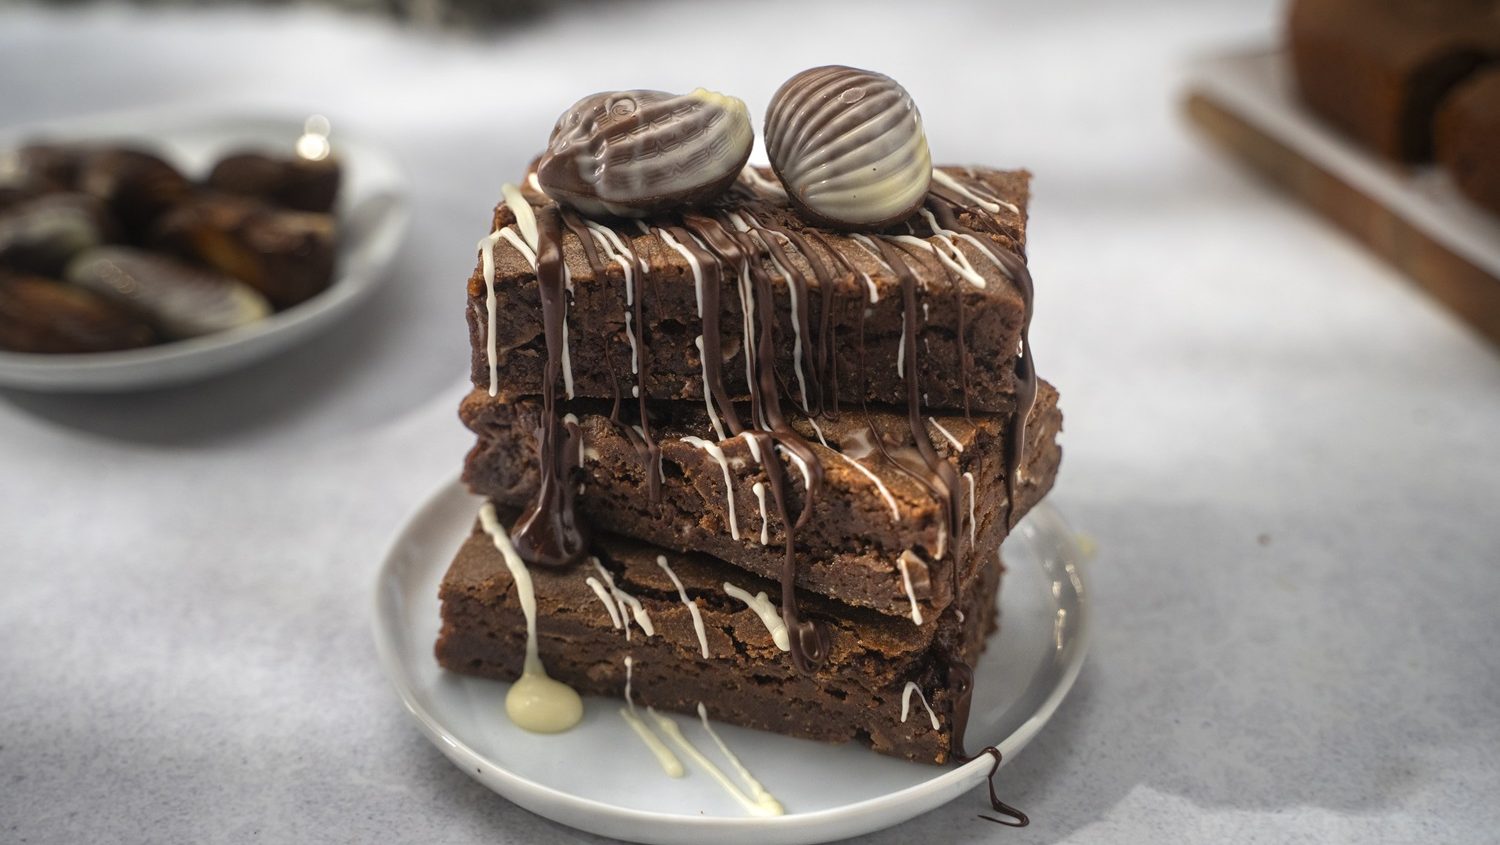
461,381 -> 1061,620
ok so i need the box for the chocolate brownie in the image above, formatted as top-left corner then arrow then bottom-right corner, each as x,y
435,510 -> 1004,764
459,380 -> 1061,619
466,166 -> 1031,414
1436,68 -> 1500,214
1289,0 -> 1500,161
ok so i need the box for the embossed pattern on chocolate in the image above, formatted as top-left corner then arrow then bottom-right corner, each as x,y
765,66 -> 932,229
536,88 -> 753,217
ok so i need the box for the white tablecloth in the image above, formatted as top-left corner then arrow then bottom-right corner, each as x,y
3,1 -> 1497,842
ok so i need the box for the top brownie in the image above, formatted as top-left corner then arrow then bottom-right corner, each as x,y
466,166 -> 1031,414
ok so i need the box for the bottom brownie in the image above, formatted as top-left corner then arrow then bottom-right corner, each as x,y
435,507 -> 1004,764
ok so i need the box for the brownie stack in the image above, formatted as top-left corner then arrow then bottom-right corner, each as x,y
435,164 -> 1063,764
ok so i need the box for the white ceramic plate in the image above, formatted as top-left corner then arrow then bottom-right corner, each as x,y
0,107 -> 409,392
373,479 -> 1088,845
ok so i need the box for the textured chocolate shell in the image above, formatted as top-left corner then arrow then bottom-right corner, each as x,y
66,246 -> 271,340
536,88 -> 753,217
765,66 -> 932,230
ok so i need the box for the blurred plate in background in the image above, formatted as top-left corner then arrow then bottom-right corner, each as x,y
0,107 -> 409,392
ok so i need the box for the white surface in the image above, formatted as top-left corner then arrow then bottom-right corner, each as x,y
0,109 -> 410,391
1186,49 -> 1500,277
1,2 -> 1498,844
373,482 -> 1086,845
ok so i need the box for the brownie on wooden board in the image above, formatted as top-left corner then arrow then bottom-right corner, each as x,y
460,381 -> 1061,620
466,167 -> 1031,414
435,513 -> 1004,764
1288,0 -> 1500,161
1436,69 -> 1500,215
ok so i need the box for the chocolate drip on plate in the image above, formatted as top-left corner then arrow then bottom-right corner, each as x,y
510,204 -> 589,567
975,746 -> 1029,827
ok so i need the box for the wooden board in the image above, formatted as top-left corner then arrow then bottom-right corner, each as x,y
1184,50 -> 1500,347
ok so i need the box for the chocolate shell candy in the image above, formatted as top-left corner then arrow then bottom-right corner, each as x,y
0,272 -> 157,353
536,88 -> 753,217
765,66 -> 932,230
77,148 -> 192,242
207,151 -> 341,213
65,246 -> 271,340
151,195 -> 337,310
0,193 -> 116,277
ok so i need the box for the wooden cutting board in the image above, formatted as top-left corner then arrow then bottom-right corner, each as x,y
1185,49 -> 1500,347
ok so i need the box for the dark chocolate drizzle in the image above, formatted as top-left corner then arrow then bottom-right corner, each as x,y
975,746 -> 1029,827
509,204 -> 589,567
678,213 -> 831,672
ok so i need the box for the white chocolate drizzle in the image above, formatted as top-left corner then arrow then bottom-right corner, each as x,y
619,657 -> 685,778
477,503 -> 582,733
964,471 -> 977,548
900,681 -> 940,730
691,335 -> 726,440
585,576 -> 624,629
592,557 -> 655,639
478,230 -> 503,397
696,703 -> 782,813
723,582 -> 790,651
656,555 -> 710,659
897,551 -> 925,626
681,436 -> 740,540
833,452 -> 900,522
932,169 -> 1019,215
646,707 -> 784,816
806,415 -> 830,448
751,481 -> 770,545
930,418 -> 964,452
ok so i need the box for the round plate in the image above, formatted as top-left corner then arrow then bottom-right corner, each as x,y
373,480 -> 1088,845
0,108 -> 409,392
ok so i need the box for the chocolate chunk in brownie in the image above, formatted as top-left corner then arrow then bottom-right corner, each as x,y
459,381 -> 1061,619
466,166 -> 1031,414
435,511 -> 1004,764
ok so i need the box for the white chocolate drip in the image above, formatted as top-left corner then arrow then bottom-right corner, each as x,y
964,471 -> 977,548
897,551 -> 925,626
807,415 -> 829,448
779,445 -> 814,500
501,183 -> 539,249
932,169 -> 1019,215
592,558 -> 655,639
751,481 -> 770,546
681,436 -> 740,541
691,335 -> 726,440
833,451 -> 900,522
897,317 -> 906,379
900,681 -> 940,730
890,232 -> 987,289
477,503 -> 582,733
917,208 -> 1007,277
645,708 -> 786,822
696,703 -> 782,813
620,657 -> 685,778
723,582 -> 790,651
585,576 -> 624,629
657,555 -> 710,659
478,231 -> 502,397
930,418 -> 964,452
646,708 -> 784,816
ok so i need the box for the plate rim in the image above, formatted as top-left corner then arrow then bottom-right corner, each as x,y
0,107 -> 410,391
372,477 -> 1090,841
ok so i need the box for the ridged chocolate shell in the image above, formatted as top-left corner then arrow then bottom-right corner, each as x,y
765,66 -> 932,230
536,88 -> 753,217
